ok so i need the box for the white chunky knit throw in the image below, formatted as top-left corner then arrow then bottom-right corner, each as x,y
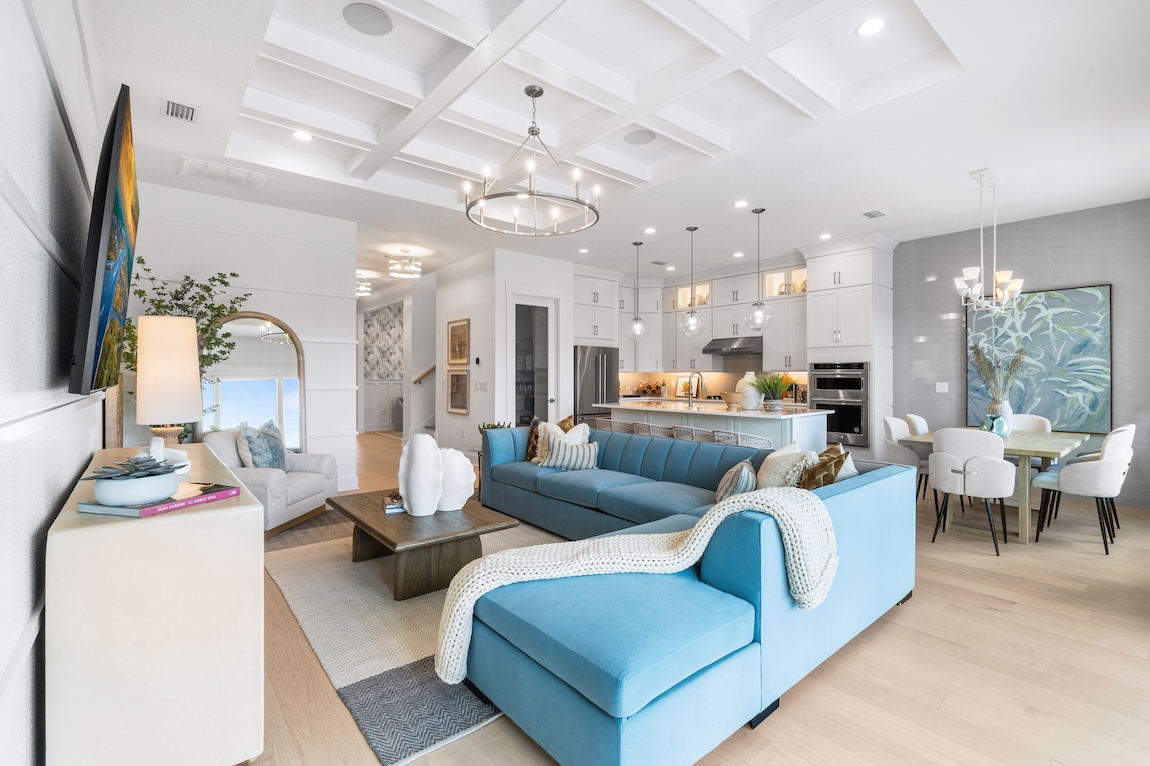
434,487 -> 838,684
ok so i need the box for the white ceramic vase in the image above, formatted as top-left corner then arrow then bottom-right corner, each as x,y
437,448 -> 476,511
737,372 -> 764,411
398,434 -> 444,516
93,471 -> 179,507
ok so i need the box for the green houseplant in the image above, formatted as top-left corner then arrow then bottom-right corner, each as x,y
751,372 -> 795,413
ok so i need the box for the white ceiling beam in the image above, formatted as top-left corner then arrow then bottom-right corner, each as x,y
240,88 -> 378,147
648,105 -> 728,153
552,0 -> 866,159
374,0 -> 491,46
349,0 -> 569,181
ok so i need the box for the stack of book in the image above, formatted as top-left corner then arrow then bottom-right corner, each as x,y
78,482 -> 241,518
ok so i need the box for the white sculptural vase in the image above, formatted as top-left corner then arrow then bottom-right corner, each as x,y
397,434 -> 477,516
737,371 -> 764,411
438,448 -> 476,511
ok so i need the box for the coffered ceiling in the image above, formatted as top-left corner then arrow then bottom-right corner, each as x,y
88,0 -> 1150,286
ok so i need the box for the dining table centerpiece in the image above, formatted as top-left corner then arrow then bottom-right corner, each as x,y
751,372 -> 796,413
969,344 -> 1027,436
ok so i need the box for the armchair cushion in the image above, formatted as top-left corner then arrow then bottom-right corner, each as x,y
287,471 -> 326,505
203,427 -> 244,469
239,421 -> 288,470
286,451 -> 338,479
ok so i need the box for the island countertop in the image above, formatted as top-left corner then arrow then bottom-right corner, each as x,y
594,400 -> 830,419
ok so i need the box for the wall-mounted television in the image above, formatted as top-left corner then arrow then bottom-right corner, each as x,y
68,83 -> 139,395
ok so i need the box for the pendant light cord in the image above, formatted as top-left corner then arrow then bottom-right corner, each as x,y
752,208 -> 765,303
686,226 -> 698,307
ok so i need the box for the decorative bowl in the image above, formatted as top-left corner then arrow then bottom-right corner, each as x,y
93,471 -> 179,507
718,392 -> 742,411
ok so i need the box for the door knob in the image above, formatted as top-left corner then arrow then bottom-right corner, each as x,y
548,398 -> 555,403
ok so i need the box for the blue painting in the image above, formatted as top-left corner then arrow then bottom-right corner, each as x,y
967,285 -> 1111,434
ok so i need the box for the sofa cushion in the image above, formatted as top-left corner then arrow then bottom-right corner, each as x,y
474,571 -> 755,718
597,482 -> 717,525
536,470 -> 653,509
491,461 -> 563,493
286,470 -> 325,505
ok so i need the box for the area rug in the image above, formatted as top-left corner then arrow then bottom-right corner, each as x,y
265,517 -> 562,765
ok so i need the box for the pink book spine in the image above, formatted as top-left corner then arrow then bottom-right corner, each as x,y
138,486 -> 242,518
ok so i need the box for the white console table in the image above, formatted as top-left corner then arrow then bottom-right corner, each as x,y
46,443 -> 264,766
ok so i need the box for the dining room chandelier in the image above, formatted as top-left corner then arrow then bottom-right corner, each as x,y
260,321 -> 290,344
388,250 -> 421,279
679,226 -> 706,337
625,241 -> 648,341
744,207 -> 773,331
953,168 -> 1023,312
463,85 -> 599,236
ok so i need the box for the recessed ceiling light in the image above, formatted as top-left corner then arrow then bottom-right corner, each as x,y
578,248 -> 588,253
624,129 -> 657,145
855,18 -> 885,36
819,233 -> 832,240
733,252 -> 744,258
666,266 -> 676,271
733,200 -> 748,208
292,130 -> 312,142
644,227 -> 656,234
343,3 -> 394,35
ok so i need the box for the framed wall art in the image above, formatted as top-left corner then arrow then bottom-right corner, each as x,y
447,318 -> 470,366
966,284 -> 1111,434
447,369 -> 470,415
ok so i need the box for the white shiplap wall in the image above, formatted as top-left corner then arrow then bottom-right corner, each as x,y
0,1 -> 105,762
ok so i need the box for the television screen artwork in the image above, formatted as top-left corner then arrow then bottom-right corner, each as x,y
69,84 -> 139,394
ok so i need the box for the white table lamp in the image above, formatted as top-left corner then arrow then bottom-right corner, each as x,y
135,315 -> 203,460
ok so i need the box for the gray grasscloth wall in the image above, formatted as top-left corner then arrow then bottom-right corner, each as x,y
1,2 -> 106,762
893,197 -> 1150,508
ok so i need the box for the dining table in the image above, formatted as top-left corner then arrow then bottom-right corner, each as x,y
904,430 -> 1088,543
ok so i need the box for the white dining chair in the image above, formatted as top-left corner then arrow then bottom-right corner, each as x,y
885,416 -> 930,500
1008,413 -> 1052,471
929,428 -> 1016,555
905,414 -> 930,436
1033,448 -> 1133,555
1036,424 -> 1136,532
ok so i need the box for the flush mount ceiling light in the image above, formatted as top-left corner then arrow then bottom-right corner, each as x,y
953,168 -> 1022,312
855,18 -> 885,36
625,242 -> 648,342
343,3 -> 393,35
644,227 -> 656,234
292,130 -> 312,141
355,268 -> 379,296
624,129 -> 657,145
464,85 -> 599,236
388,249 -> 422,279
679,227 -> 706,338
744,208 -> 773,332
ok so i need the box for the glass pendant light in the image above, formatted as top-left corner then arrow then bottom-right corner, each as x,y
744,207 -> 773,331
679,226 -> 705,337
625,241 -> 648,341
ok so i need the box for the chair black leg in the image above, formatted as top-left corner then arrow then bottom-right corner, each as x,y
1094,498 -> 1110,555
933,488 -> 940,521
1108,497 -> 1120,531
1053,491 -> 1061,520
959,494 -> 966,514
1035,489 -> 1048,542
983,498 -> 1001,556
932,493 -> 949,543
1100,498 -> 1115,542
999,497 -> 1008,544
749,698 -> 780,729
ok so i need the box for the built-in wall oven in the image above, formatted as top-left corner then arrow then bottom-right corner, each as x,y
808,362 -> 870,447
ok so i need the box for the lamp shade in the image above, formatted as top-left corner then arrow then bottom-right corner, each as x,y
135,315 -> 203,425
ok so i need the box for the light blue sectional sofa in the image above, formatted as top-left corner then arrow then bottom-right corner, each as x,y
472,427 -> 917,766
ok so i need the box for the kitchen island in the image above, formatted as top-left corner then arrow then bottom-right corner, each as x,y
595,398 -> 830,452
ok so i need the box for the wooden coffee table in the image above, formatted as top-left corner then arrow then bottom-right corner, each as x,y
326,490 -> 518,600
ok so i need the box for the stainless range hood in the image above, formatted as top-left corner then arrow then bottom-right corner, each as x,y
702,336 -> 763,355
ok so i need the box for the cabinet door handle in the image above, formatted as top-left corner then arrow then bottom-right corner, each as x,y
620,360 -> 623,370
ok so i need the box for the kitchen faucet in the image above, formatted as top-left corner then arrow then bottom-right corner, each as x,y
687,371 -> 707,409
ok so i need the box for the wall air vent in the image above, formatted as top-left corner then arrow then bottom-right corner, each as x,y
860,210 -> 887,219
177,157 -> 269,191
650,260 -> 669,265
164,99 -> 199,123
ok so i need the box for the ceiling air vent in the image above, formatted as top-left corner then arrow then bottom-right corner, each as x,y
650,260 -> 669,266
860,209 -> 887,219
177,157 -> 270,191
164,99 -> 199,123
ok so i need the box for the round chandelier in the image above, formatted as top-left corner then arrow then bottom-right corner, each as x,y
744,208 -> 773,332
679,226 -> 706,337
625,241 -> 648,342
260,322 -> 290,344
388,250 -> 422,279
463,85 -> 600,236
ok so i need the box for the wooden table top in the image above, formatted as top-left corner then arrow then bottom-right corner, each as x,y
905,430 -> 1087,459
326,490 -> 518,552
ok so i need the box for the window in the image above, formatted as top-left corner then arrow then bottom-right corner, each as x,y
202,375 -> 301,450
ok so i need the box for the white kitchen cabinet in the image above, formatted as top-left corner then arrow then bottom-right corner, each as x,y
806,249 -> 891,291
575,304 -> 615,342
637,287 -> 661,313
636,312 -> 661,371
574,275 -> 618,309
662,312 -> 679,371
618,313 -> 634,371
711,273 -> 759,307
618,286 -> 635,313
807,285 -> 883,347
665,282 -> 711,310
762,266 -> 807,297
710,304 -> 764,338
761,296 -> 806,371
674,309 -> 713,371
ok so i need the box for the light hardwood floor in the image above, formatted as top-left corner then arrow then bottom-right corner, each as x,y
261,433 -> 1150,765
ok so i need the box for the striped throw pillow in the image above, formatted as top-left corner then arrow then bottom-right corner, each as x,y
540,435 -> 599,471
715,459 -> 757,501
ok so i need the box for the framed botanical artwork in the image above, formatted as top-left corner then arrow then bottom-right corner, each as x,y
447,370 -> 470,415
447,319 -> 470,366
966,284 -> 1112,433
675,375 -> 701,398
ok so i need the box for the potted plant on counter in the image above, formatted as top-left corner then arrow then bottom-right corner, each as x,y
751,373 -> 795,413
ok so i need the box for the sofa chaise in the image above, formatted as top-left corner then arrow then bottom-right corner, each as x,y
470,426 -> 916,766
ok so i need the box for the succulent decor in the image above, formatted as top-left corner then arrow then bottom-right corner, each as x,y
477,421 -> 512,434
969,344 -> 1027,402
750,372 -> 796,400
80,456 -> 178,481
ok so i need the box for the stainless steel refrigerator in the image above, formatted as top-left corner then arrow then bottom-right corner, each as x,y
574,345 -> 619,425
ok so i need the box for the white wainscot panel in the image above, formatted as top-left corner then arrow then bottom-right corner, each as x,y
363,380 -> 403,431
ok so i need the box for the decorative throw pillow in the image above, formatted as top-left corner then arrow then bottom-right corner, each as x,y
533,422 -> 590,464
526,415 -> 577,462
239,420 -> 287,470
715,460 -> 757,502
540,436 -> 599,470
756,449 -> 819,489
834,452 -> 860,483
771,441 -> 800,456
799,445 -> 849,490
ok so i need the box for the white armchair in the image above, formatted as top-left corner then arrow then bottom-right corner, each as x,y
929,428 -> 1016,555
203,427 -> 338,534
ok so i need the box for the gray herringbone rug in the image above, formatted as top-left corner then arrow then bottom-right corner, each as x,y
265,518 -> 562,765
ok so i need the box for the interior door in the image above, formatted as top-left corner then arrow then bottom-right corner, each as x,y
514,303 -> 553,425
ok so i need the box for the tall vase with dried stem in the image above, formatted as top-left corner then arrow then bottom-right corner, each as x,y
969,344 -> 1027,434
